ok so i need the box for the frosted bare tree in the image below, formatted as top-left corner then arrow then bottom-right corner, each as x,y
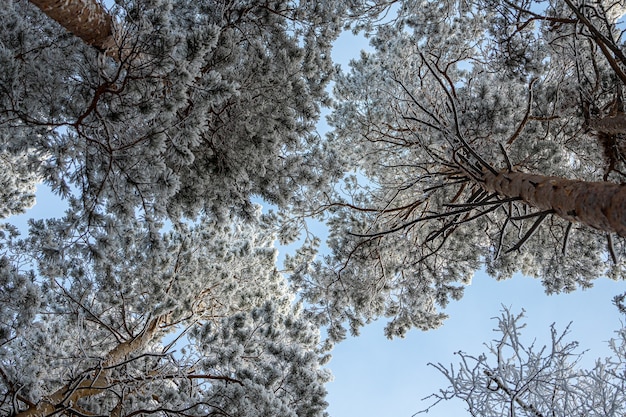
422,308 -> 626,417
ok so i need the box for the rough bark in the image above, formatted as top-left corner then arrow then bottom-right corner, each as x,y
590,113 -> 626,135
28,0 -> 114,52
481,170 -> 626,237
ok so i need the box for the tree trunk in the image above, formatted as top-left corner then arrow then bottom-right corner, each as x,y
590,112 -> 626,135
15,317 -> 162,417
28,0 -> 114,52
481,170 -> 626,237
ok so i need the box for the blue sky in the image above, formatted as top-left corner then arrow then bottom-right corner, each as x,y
325,271 -> 624,417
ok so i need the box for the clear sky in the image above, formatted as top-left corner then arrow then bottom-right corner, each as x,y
321,30 -> 626,417
325,271 -> 624,417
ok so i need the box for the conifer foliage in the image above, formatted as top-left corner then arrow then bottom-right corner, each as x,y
0,0 -> 346,415
292,0 -> 626,340
1,213 -> 333,416
1,0 -> 340,223
3,0 -> 626,415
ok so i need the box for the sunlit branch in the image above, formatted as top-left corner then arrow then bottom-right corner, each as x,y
483,370 -> 546,417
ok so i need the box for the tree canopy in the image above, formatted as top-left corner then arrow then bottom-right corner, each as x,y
291,0 -> 626,341
0,0 -> 345,414
1,0 -> 346,224
1,0 -> 626,415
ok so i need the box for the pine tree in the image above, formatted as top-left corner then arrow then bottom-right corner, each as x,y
0,0 -> 351,414
1,0 -> 343,223
0,211 -> 331,416
291,0 -> 626,341
1,0 -> 419,414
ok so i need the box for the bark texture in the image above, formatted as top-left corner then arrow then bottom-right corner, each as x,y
590,113 -> 626,135
482,170 -> 626,237
28,0 -> 114,52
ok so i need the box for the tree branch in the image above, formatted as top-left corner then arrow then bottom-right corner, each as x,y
28,0 -> 115,52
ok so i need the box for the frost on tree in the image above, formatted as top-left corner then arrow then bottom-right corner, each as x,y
0,211 -> 331,416
0,152 -> 38,218
290,0 -> 626,341
0,0 -> 355,415
423,308 -> 626,417
0,0 -> 419,414
0,0 -> 346,223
